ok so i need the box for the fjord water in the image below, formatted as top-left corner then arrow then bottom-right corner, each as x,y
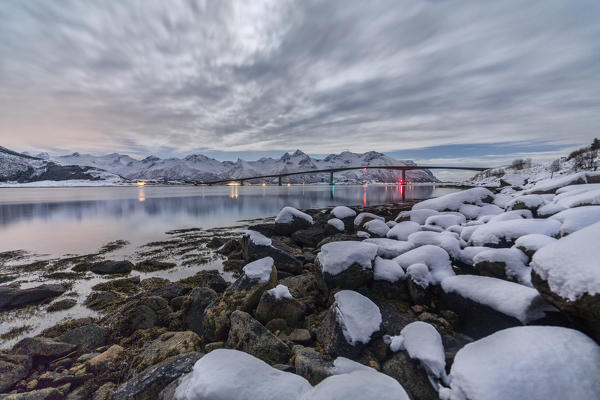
0,184 -> 458,256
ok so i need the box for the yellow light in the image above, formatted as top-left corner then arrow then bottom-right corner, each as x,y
226,182 -> 240,186
261,182 -> 267,187
136,181 -> 146,186
286,183 -> 291,187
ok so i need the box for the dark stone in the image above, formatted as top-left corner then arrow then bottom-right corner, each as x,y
110,296 -> 172,337
182,287 -> 218,336
242,234 -> 302,274
0,352 -> 32,392
1,387 -> 65,399
147,283 -> 192,300
291,226 -> 327,248
382,352 -> 438,400
0,284 -> 66,310
177,270 -> 228,293
47,299 -> 77,312
226,311 -> 290,364
111,352 -> 204,400
316,234 -> 360,248
255,290 -> 306,328
84,291 -> 123,311
279,272 -> 328,312
320,262 -> 373,291
246,223 -> 278,238
207,237 -> 226,249
57,324 -> 109,353
218,239 -> 241,256
37,371 -> 92,389
90,260 -> 133,275
12,337 -> 76,363
293,346 -> 333,385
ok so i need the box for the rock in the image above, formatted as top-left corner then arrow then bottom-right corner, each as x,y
242,230 -> 303,273
287,329 -> 312,345
316,234 -> 360,248
92,383 -> 116,400
177,270 -> 227,292
274,206 -> 314,235
46,299 -> 77,312
204,342 -> 224,353
226,310 -> 290,364
139,277 -> 170,291
279,272 -> 328,312
146,283 -> 192,300
37,371 -> 92,389
86,344 -> 124,372
0,285 -> 66,310
321,262 -> 373,291
135,331 -> 202,371
83,291 -> 123,311
57,324 -> 109,353
316,241 -> 377,290
12,337 -> 76,363
90,260 -> 133,275
382,351 -> 438,400
265,318 -> 289,334
111,352 -> 203,400
255,287 -> 306,328
201,261 -> 277,342
293,346 -> 333,385
91,276 -> 140,294
110,296 -> 172,337
291,226 -> 327,248
0,352 -> 32,392
0,387 -> 65,400
181,287 -> 218,335
218,239 -> 241,256
134,260 -> 176,272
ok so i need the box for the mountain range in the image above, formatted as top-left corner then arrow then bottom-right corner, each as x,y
2,147 -> 438,184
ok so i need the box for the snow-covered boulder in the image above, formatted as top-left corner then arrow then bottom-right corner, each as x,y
242,230 -> 302,273
440,275 -> 555,338
549,205 -> 600,236
316,241 -> 378,290
486,209 -> 533,222
353,212 -> 385,230
255,284 -> 306,328
174,349 -> 312,400
373,257 -> 405,283
455,246 -> 489,273
316,290 -> 382,357
274,206 -> 313,234
538,188 -> 600,216
363,219 -> 390,238
385,321 -> 446,381
386,221 -> 421,240
395,209 -> 439,224
412,188 -> 494,212
394,245 -> 454,285
364,238 -> 415,258
531,221 -> 600,341
424,214 -> 466,230
513,234 -> 556,257
408,230 -> 463,260
327,218 -> 345,232
469,219 -> 561,247
440,326 -> 600,400
472,248 -> 531,285
371,257 -> 409,301
505,194 -> 547,215
458,203 -> 503,220
356,230 -> 370,239
526,171 -> 589,194
330,206 -> 356,220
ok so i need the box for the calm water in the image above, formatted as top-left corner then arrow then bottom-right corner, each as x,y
0,184 -> 458,256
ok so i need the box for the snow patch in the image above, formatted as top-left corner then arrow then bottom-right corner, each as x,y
395,245 -> 454,285
242,257 -> 274,283
275,206 -> 314,224
373,256 -> 405,282
330,206 -> 356,219
267,284 -> 293,300
334,290 -> 382,346
327,218 -> 345,232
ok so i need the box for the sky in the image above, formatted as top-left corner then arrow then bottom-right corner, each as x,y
1,0 -> 599,167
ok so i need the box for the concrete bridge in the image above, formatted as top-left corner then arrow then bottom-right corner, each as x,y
193,165 -> 489,186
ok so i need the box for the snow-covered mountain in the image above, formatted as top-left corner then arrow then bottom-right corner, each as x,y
0,146 -> 124,184
52,149 -> 438,183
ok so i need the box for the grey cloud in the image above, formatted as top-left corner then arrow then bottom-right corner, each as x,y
0,0 -> 599,157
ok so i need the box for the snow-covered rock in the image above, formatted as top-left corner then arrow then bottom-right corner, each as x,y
386,221 -> 421,240
354,212 -> 385,228
356,231 -> 370,239
549,205 -> 600,236
412,188 -> 494,212
330,206 -> 356,219
405,263 -> 432,289
441,326 -> 600,400
275,206 -> 314,225
469,219 -> 560,247
266,284 -> 293,300
407,231 -> 462,260
363,238 -> 415,258
242,257 -> 275,284
327,218 -> 345,232
244,230 -> 272,246
526,172 -> 590,194
424,214 -> 466,230
458,204 -> 503,220
317,241 -> 377,289
394,245 -> 454,285
373,256 -> 405,282
395,209 -> 439,224
333,290 -> 382,346
505,194 -> 547,213
486,209 -> 533,222
473,248 -> 531,285
513,234 -> 556,257
385,321 -> 446,380
363,219 -> 390,238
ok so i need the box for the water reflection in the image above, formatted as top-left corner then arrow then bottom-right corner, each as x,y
0,185 -> 458,255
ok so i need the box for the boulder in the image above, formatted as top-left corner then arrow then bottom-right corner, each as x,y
84,291 -> 123,311
316,241 -> 377,290
0,284 -> 66,310
255,285 -> 306,328
111,352 -> 203,400
0,387 -> 65,399
242,231 -> 302,274
274,206 -> 314,235
90,260 -> 133,275
279,272 -> 328,312
226,311 -> 290,364
177,270 -> 227,292
12,337 -> 76,363
181,287 -> 218,336
86,344 -> 124,372
57,324 -> 109,353
110,296 -> 172,337
291,226 -> 327,248
382,352 -> 438,400
293,346 -> 334,385
0,352 -> 32,392
146,283 -> 192,300
134,331 -> 202,372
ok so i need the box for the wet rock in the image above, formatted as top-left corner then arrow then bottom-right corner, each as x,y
291,226 -> 327,248
182,287 -> 218,336
110,296 -> 172,337
146,283 -> 192,300
134,331 -> 202,371
46,299 -> 77,312
111,352 -> 203,400
207,237 -> 226,249
0,352 -> 32,392
218,239 -> 241,256
86,344 -> 124,372
242,233 -> 302,274
12,337 -> 76,363
91,276 -> 140,294
134,260 -> 176,272
1,387 -> 65,399
84,291 -> 123,311
57,324 -> 109,353
226,310 -> 290,364
90,260 -> 133,275
0,284 -> 66,310
177,270 -> 227,293
255,288 -> 306,328
293,346 -> 333,385
382,351 -> 438,400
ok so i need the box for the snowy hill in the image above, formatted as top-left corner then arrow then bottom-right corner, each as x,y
0,146 -> 125,184
51,149 -> 438,183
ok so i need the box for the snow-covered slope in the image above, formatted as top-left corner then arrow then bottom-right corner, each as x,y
0,146 -> 124,184
51,149 -> 438,183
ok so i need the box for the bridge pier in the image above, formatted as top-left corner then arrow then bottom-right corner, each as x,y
278,176 -> 282,186
330,171 -> 334,185
240,179 -> 244,186
402,169 -> 406,184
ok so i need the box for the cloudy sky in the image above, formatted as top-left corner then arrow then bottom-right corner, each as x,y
1,0 -> 599,166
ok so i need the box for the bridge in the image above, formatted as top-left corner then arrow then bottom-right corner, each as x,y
193,165 -> 489,186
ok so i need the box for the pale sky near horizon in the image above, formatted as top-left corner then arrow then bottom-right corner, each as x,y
1,0 -> 599,166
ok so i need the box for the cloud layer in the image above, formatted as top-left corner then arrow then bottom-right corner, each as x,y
1,0 -> 599,160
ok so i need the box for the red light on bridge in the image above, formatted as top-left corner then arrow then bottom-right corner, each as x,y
363,167 -> 367,171
398,178 -> 404,183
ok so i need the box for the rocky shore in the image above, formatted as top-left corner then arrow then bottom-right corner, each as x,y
1,175 -> 600,399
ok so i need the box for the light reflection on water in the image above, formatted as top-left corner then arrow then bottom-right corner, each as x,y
0,184 -> 458,256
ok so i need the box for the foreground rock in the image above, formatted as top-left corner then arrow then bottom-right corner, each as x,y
0,352 -> 32,392
12,337 -> 76,364
90,260 -> 134,275
242,230 -> 302,273
255,284 -> 306,328
316,241 -> 377,290
0,284 -> 66,310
